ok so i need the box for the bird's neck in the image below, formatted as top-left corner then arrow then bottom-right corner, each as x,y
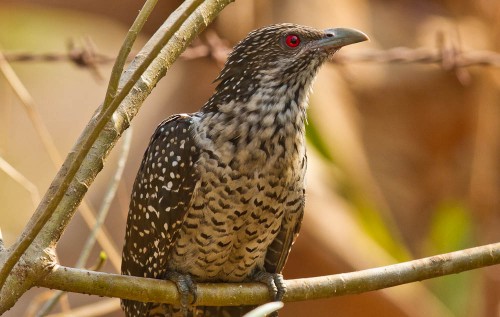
193,81 -> 313,171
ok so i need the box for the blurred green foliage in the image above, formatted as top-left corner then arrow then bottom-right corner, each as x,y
425,201 -> 479,317
307,111 -> 483,316
306,112 -> 411,262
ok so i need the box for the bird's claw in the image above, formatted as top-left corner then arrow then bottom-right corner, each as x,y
165,271 -> 197,315
252,271 -> 287,301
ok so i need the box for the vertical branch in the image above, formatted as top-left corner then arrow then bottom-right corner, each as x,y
103,0 -> 159,107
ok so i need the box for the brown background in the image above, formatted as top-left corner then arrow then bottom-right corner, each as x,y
0,0 -> 499,316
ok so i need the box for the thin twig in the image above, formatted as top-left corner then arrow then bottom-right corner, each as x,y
24,290 -> 57,317
0,229 -> 4,252
76,206 -> 121,271
89,252 -> 107,271
0,155 -> 40,206
103,0 -> 159,108
0,50 -> 62,165
77,128 -> 132,269
0,46 -> 122,272
45,298 -> 120,317
36,128 -> 132,317
67,37 -> 105,81
243,302 -> 284,317
36,293 -> 63,317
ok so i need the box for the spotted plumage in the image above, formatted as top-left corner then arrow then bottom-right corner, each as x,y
121,23 -> 368,317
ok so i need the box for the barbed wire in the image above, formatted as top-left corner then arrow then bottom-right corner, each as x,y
2,31 -> 500,72
332,47 -> 500,67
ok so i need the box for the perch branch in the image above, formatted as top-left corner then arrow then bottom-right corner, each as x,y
38,242 -> 500,306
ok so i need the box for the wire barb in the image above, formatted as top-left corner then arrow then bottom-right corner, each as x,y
3,32 -> 500,72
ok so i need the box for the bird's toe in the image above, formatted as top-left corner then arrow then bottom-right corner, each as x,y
252,271 -> 287,301
165,271 -> 198,314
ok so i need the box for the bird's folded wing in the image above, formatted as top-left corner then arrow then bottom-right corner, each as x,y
121,114 -> 200,315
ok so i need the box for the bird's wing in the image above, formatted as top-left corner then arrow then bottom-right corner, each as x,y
121,114 -> 200,316
264,185 -> 305,274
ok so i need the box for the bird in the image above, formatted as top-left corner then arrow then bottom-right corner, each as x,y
121,23 -> 368,317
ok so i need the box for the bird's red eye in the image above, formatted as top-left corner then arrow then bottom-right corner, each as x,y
285,34 -> 300,48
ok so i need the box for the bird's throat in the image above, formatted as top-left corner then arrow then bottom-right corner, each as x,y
193,84 -> 309,173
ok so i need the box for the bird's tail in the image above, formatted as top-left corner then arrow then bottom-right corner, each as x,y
147,304 -> 278,317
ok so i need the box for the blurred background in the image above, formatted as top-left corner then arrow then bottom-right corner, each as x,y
0,0 -> 499,316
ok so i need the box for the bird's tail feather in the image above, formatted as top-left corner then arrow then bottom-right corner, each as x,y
147,304 -> 278,317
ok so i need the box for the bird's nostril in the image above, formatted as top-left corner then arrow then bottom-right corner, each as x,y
326,33 -> 334,37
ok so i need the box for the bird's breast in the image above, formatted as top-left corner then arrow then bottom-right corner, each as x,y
166,138 -> 305,282
166,105 -> 306,281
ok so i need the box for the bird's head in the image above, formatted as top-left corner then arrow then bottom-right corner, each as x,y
212,23 -> 368,103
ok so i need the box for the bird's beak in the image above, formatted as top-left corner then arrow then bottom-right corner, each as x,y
314,27 -> 369,50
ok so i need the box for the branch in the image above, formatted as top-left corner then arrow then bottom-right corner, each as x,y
0,50 -> 62,165
36,128 -> 132,316
0,155 -> 40,206
102,0 -> 158,107
0,0 -> 234,313
0,43 -> 122,272
38,242 -> 500,306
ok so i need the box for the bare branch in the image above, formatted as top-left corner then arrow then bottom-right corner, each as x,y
0,155 -> 40,206
37,128 -> 132,316
1,43 -> 122,272
77,128 -> 132,269
38,242 -> 500,306
0,50 -> 62,165
45,298 -> 119,317
103,0 -> 159,107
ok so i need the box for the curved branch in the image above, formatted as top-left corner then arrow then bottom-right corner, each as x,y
38,242 -> 500,306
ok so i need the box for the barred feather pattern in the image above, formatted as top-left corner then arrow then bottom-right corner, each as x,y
121,23 -> 365,316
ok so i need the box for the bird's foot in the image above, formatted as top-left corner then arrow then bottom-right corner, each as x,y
252,271 -> 287,301
165,271 -> 197,315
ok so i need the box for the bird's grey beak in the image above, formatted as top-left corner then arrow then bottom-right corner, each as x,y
315,27 -> 369,49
